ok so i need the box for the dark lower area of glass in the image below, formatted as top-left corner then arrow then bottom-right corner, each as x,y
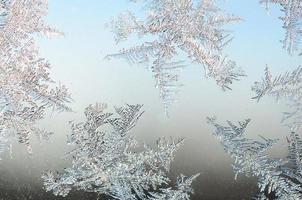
0,177 -> 265,200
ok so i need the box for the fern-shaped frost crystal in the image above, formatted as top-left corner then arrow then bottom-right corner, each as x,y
208,117 -> 302,199
252,66 -> 302,130
107,0 -> 245,115
42,103 -> 199,199
0,0 -> 71,156
260,0 -> 302,55
284,132 -> 302,184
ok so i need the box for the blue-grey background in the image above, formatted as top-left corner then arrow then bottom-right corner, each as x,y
0,0 -> 301,199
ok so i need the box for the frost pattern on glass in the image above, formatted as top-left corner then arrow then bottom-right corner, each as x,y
0,0 -> 71,156
252,66 -> 302,130
207,117 -> 302,199
106,0 -> 245,115
152,60 -> 185,117
42,103 -> 199,199
283,132 -> 302,189
260,0 -> 302,55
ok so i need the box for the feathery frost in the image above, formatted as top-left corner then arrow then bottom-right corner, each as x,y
0,0 -> 71,157
252,66 -> 302,130
42,103 -> 199,199
106,0 -> 245,115
207,117 -> 302,199
260,0 -> 302,55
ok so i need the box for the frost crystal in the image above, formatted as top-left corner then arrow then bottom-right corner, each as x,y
260,0 -> 302,55
0,0 -> 71,156
42,103 -> 199,199
252,66 -> 302,130
284,132 -> 302,184
208,117 -> 302,199
106,0 -> 245,115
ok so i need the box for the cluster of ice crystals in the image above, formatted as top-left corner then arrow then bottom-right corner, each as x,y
0,0 -> 71,156
208,117 -> 302,200
260,0 -> 302,55
106,0 -> 245,115
252,66 -> 302,130
42,103 -> 199,199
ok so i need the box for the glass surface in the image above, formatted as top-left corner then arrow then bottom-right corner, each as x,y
0,0 -> 301,199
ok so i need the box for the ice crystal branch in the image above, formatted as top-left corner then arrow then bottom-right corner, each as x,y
106,0 -> 245,115
252,66 -> 302,130
260,0 -> 302,55
42,103 -> 199,199
0,0 -> 71,156
207,117 -> 302,199
252,66 -> 302,101
152,60 -> 185,117
283,132 -> 302,184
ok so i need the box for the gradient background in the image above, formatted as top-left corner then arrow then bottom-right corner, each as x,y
0,0 -> 301,199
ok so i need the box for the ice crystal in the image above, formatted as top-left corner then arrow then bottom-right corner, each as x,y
260,0 -> 302,55
106,0 -> 245,115
42,103 -> 199,199
252,66 -> 302,130
152,60 -> 185,117
0,0 -> 71,156
207,117 -> 302,199
284,132 -> 302,180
